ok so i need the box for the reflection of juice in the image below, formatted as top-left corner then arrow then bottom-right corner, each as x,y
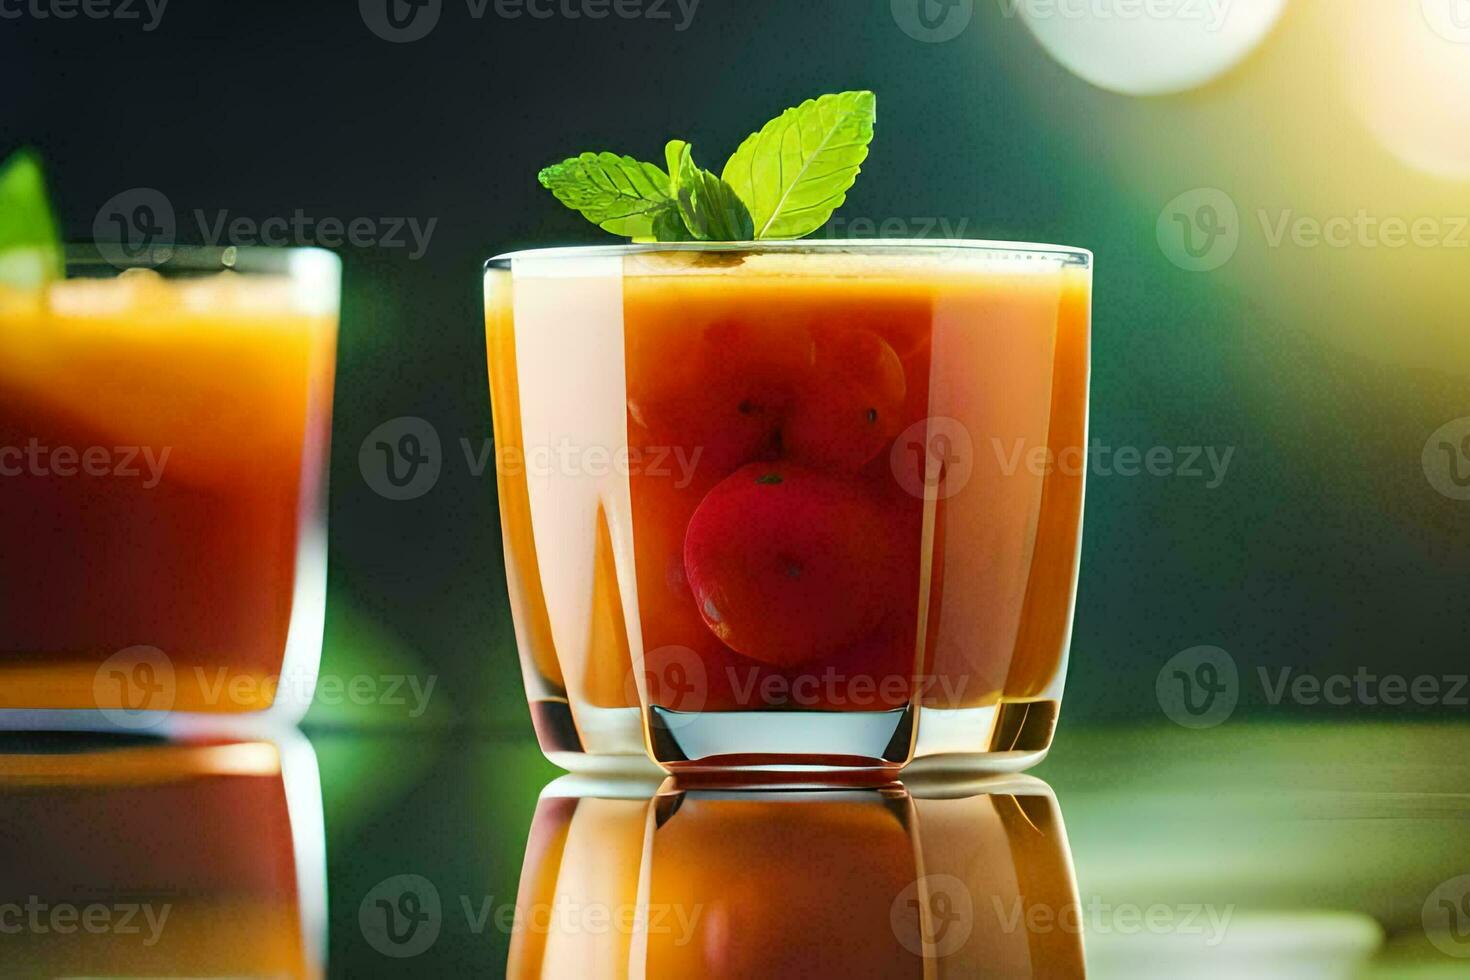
487,247 -> 1089,765
507,788 -> 653,978
641,790 -> 922,978
0,738 -> 317,977
0,268 -> 336,714
507,776 -> 1084,978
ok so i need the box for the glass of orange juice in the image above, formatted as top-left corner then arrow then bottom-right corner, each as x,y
485,242 -> 1090,774
0,245 -> 339,731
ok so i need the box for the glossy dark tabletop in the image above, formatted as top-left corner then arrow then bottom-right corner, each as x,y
2,721 -> 1466,978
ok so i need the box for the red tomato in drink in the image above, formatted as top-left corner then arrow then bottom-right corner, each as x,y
684,462 -> 897,668
629,374 -> 787,475
627,319 -> 812,477
784,328 -> 907,472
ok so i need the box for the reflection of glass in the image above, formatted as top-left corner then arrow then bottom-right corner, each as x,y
485,243 -> 1091,773
0,731 -> 326,977
0,246 -> 339,729
507,773 -> 1083,978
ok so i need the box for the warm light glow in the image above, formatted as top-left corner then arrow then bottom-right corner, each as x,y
1017,0 -> 1289,95
1345,1 -> 1470,179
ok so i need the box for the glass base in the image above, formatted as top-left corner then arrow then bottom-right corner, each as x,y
647,704 -> 915,772
531,697 -> 1061,775
528,699 -> 661,776
906,699 -> 1060,775
645,698 -> 1061,774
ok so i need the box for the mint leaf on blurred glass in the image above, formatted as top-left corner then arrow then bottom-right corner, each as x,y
666,139 -> 754,242
722,90 -> 876,240
0,148 -> 62,286
537,152 -> 680,242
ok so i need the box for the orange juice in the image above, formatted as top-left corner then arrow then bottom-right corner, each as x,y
0,249 -> 338,721
487,243 -> 1090,770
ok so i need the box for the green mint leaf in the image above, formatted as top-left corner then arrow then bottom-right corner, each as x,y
651,207 -> 696,243
665,140 -> 755,242
722,90 -> 877,240
537,151 -> 680,241
0,148 -> 62,286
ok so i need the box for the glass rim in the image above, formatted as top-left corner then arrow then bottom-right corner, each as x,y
57,242 -> 342,277
485,238 -> 1092,272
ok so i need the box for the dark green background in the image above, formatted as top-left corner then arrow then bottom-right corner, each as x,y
4,0 -> 1466,733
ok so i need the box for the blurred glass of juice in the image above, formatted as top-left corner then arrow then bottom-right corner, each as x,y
0,245 -> 340,730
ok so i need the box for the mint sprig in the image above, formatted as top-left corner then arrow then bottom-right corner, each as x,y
537,152 -> 680,242
0,148 -> 62,286
723,90 -> 876,241
666,140 -> 754,242
538,90 -> 877,243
